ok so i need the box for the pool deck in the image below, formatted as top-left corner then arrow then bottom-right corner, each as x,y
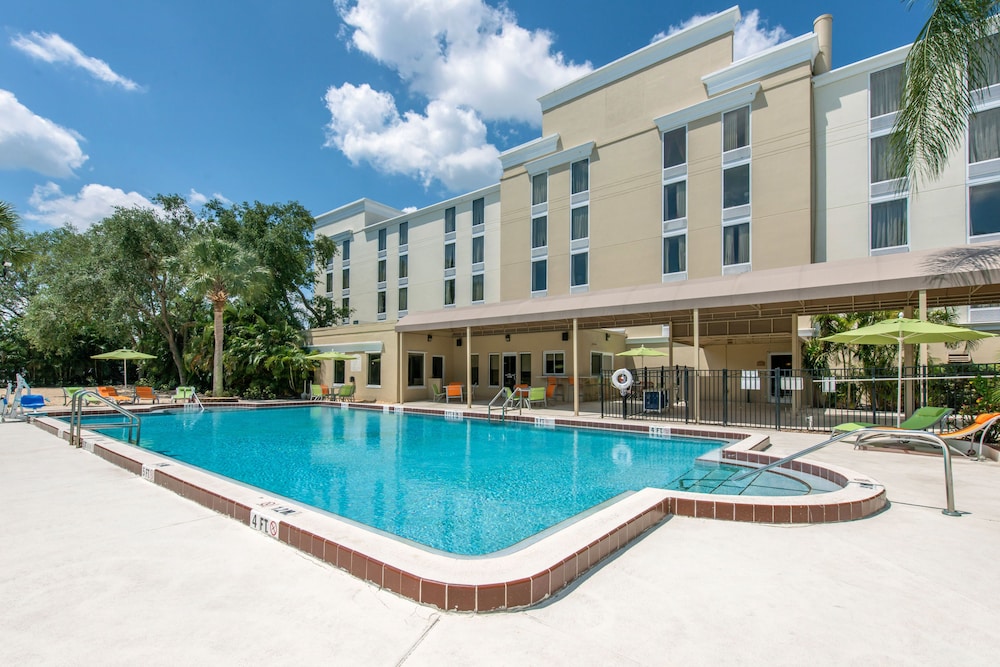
3,410 -> 1000,665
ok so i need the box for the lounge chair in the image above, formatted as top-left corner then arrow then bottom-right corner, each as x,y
431,383 -> 446,402
171,386 -> 195,402
833,406 -> 952,434
61,386 -> 83,405
525,385 -> 547,408
336,383 -> 355,400
310,383 -> 327,401
445,383 -> 464,403
97,386 -> 133,404
134,386 -> 159,404
934,412 -> 1000,457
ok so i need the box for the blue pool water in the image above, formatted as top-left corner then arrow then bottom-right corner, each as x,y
76,406 -> 801,554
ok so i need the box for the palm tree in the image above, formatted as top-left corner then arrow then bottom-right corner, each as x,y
892,0 -> 1000,185
183,236 -> 269,395
1,200 -> 30,274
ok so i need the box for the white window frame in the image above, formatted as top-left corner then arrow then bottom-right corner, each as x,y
543,350 -> 566,376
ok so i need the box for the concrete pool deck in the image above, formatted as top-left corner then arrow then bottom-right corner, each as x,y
2,419 -> 999,665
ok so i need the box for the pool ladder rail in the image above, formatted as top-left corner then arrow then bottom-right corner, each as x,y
487,387 -> 522,423
69,389 -> 141,448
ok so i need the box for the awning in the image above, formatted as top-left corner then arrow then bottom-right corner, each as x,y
311,341 -> 384,354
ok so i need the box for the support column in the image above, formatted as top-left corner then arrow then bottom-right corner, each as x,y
397,333 -> 404,405
668,319 -> 674,407
791,313 -> 802,414
466,326 -> 472,409
904,304 -> 915,416
919,290 -> 928,408
693,308 -> 700,423
573,318 -> 580,416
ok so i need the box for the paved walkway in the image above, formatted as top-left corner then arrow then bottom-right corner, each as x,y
2,420 -> 998,666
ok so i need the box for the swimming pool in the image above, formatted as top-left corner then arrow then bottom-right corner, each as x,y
78,405 -> 748,555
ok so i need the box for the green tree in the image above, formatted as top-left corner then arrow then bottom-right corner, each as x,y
893,0 -> 1000,184
183,235 -> 269,395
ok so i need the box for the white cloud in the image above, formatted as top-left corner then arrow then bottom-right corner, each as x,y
11,32 -> 141,91
0,89 -> 87,177
186,189 -> 231,208
25,182 -> 158,230
324,83 -> 500,191
658,8 -> 790,61
326,0 -> 591,193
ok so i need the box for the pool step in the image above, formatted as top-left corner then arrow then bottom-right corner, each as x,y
668,463 -> 743,494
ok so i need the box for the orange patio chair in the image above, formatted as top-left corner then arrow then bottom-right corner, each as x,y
134,386 -> 159,404
97,386 -> 133,404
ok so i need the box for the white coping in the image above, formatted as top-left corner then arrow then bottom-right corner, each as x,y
701,32 -> 818,97
38,412 -> 885,588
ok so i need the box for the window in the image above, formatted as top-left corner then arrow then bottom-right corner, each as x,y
398,221 -> 408,246
723,107 -> 750,151
970,181 -> 1000,236
342,297 -> 349,318
472,274 -> 484,302
444,207 -> 456,233
663,127 -> 686,168
341,239 -> 350,261
333,360 -> 346,384
571,252 -> 588,287
407,353 -> 424,387
444,278 -> 455,305
969,33 -> 1000,90
531,259 -> 547,292
472,198 -> 484,226
544,352 -> 565,375
398,287 -> 408,312
723,164 -> 750,208
444,243 -> 456,270
571,159 -> 589,195
470,354 -> 480,386
325,272 -> 333,293
591,352 -> 604,377
472,236 -> 484,264
723,222 -> 750,265
489,354 -> 500,386
969,107 -> 1000,163
532,173 -> 548,205
431,355 -> 444,380
663,234 -> 687,274
367,353 -> 381,386
377,259 -> 386,283
571,206 -> 588,240
398,254 -> 408,279
376,290 -> 386,315
342,268 -> 350,290
871,134 -> 903,183
519,353 -> 531,385
871,199 -> 908,250
378,228 -> 387,251
531,216 -> 547,249
870,64 -> 903,117
663,181 -> 686,220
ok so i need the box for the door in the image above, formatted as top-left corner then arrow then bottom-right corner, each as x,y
768,353 -> 793,403
502,353 -> 517,389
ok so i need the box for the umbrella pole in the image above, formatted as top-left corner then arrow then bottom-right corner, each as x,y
896,339 -> 903,427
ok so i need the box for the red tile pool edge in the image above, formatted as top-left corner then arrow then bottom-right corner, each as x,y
30,410 -> 887,612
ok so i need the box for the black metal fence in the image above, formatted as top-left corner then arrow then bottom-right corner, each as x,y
600,363 -> 1000,431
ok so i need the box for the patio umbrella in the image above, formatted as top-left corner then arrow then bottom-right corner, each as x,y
617,345 -> 669,369
820,315 -> 994,426
305,351 -> 358,361
90,348 -> 156,388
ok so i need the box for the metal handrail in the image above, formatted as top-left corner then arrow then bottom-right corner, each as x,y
487,387 -> 522,422
189,390 -> 205,412
69,390 -> 141,448
731,428 -> 960,516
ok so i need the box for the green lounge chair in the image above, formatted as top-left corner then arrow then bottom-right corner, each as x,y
310,383 -> 326,401
172,386 -> 195,402
336,383 -> 355,400
526,386 -> 547,408
431,383 -> 446,402
833,406 -> 952,434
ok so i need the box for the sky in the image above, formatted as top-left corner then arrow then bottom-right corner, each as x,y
1,1 -> 932,233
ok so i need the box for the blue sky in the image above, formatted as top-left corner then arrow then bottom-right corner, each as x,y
1,1 -> 930,232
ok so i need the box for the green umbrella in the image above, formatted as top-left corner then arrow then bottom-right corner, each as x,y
618,345 -> 669,368
90,348 -> 156,388
820,315 -> 994,426
305,351 -> 358,361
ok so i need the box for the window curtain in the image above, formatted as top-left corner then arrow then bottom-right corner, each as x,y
398,288 -> 407,311
970,33 -> 1000,90
472,199 -> 484,226
472,275 -> 484,302
398,254 -> 408,278
532,174 -> 547,205
969,107 -> 1000,163
444,243 -> 455,269
571,252 -> 588,286
378,259 -> 386,282
532,259 -> 547,292
870,64 -> 903,117
871,199 -> 907,249
723,223 -> 749,265
472,236 -> 484,263
571,206 -> 588,240
531,216 -> 547,248
571,160 -> 589,194
664,181 -> 686,220
723,107 -> 749,151
444,279 -> 455,305
663,235 -> 686,273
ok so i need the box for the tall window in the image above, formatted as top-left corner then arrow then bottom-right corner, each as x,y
377,259 -> 386,283
531,216 -> 547,249
472,274 -> 484,303
377,228 -> 387,251
407,353 -> 424,387
663,127 -> 686,168
341,297 -> 350,321
723,107 -> 750,151
489,353 -> 500,386
531,259 -> 547,293
325,272 -> 333,293
969,33 -> 1000,90
432,356 -> 444,380
398,254 -> 408,279
444,243 -> 456,269
342,268 -> 350,289
571,252 -> 588,287
444,206 -> 456,233
470,354 -> 480,386
532,173 -> 548,205
472,235 -> 484,264
341,239 -> 350,261
376,290 -> 386,316
870,64 -> 903,117
969,107 -> 1000,163
870,134 -> 903,183
970,181 -> 1000,237
871,199 -> 908,250
367,353 -> 381,386
663,181 -> 686,220
398,287 -> 408,312
571,159 -> 589,195
472,198 -> 485,226
723,164 -> 750,208
398,221 -> 408,246
444,278 -> 455,305
519,353 -> 532,385
663,234 -> 686,274
333,360 -> 346,384
723,223 -> 750,266
571,206 -> 588,240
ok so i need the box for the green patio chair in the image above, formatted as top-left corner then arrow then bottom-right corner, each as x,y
171,386 -> 195,402
525,386 -> 547,409
336,383 -> 355,399
833,406 -> 952,434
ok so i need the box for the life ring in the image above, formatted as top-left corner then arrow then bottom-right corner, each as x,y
611,368 -> 633,391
